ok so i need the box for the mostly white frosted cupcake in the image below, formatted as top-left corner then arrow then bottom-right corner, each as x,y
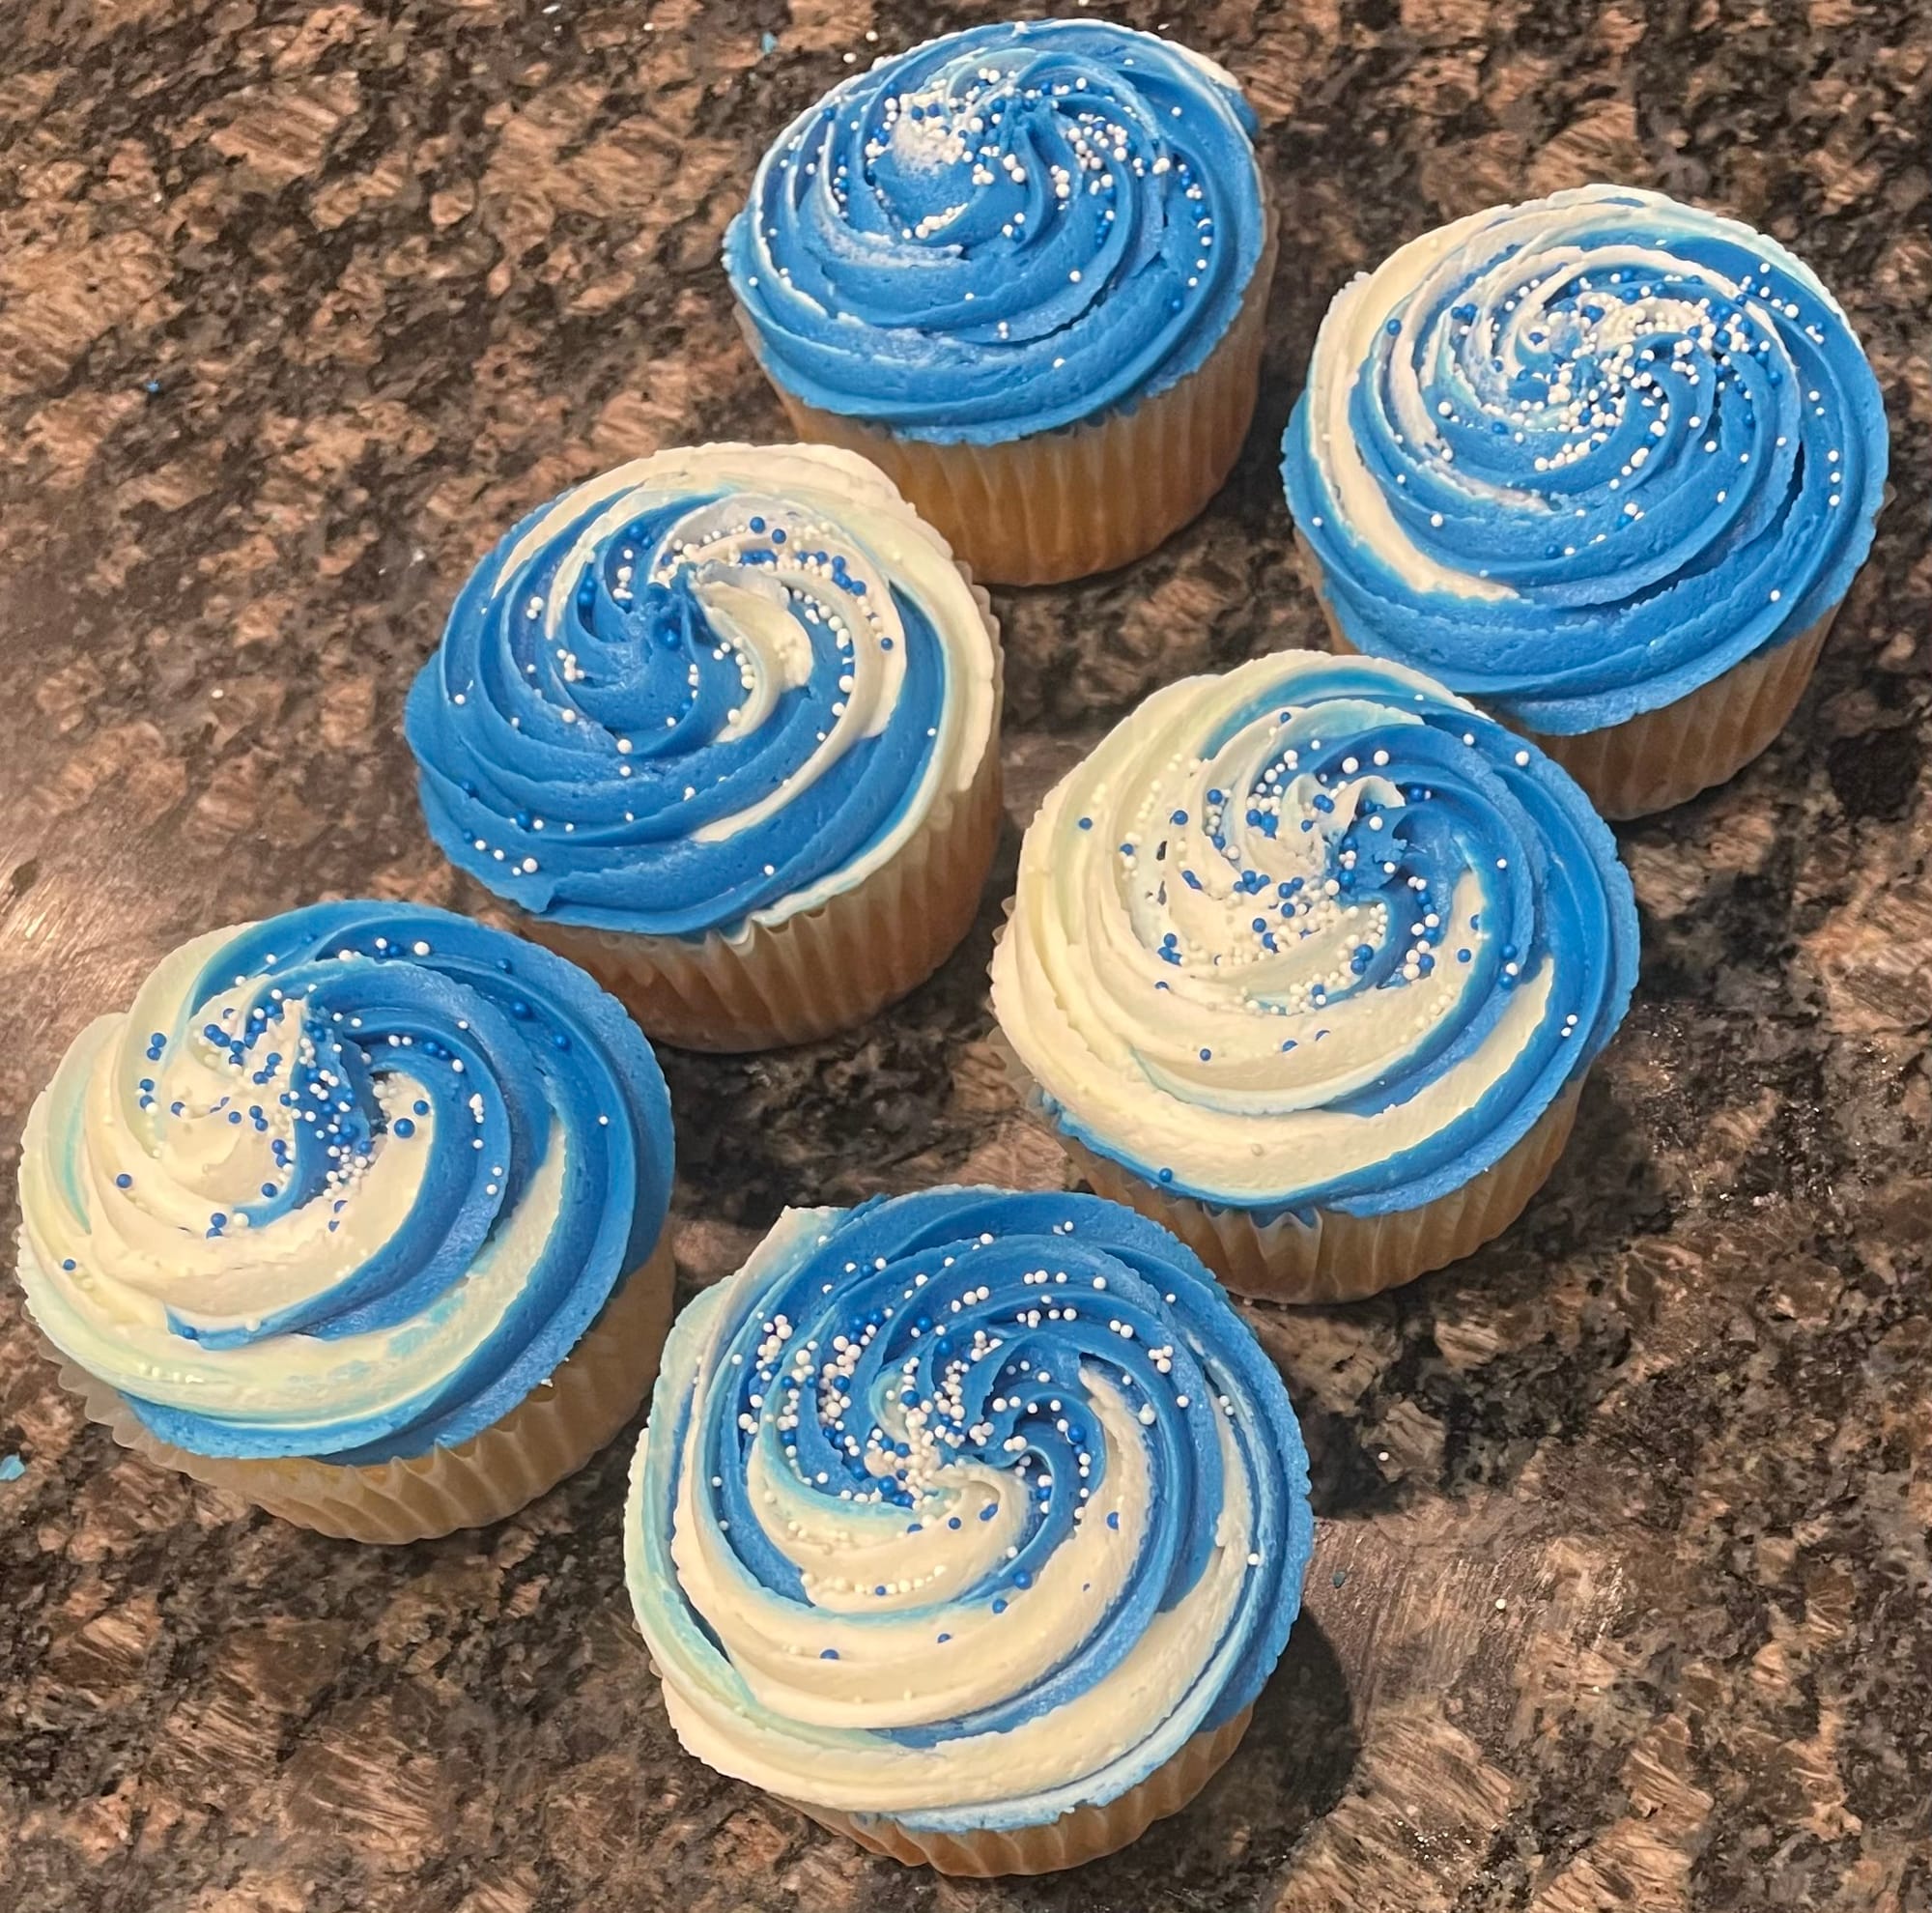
725,21 -> 1277,585
1283,185 -> 1889,817
627,1186 -> 1312,1877
405,444 -> 1002,1051
991,650 -> 1639,1303
15,902 -> 675,1544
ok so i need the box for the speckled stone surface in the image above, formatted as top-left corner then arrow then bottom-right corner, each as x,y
2,1 -> 1929,1907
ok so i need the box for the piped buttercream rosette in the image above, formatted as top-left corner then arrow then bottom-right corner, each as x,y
16,901 -> 672,1467
626,1187 -> 1311,1842
1283,185 -> 1889,738
990,651 -> 1638,1284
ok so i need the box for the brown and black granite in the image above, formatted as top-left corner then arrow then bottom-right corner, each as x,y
2,0 -> 1929,1907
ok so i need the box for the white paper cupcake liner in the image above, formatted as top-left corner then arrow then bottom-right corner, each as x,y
529,737 -> 1004,1053
990,1015 -> 1584,1303
50,1230 -> 678,1544
750,206 -> 1280,586
1297,537 -> 1843,820
783,1703 -> 1253,1877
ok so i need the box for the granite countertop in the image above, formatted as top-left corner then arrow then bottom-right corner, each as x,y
2,1 -> 1929,1908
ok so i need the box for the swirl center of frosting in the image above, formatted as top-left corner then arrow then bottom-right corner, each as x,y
406,445 -> 999,938
724,22 -> 1266,444
992,652 -> 1639,1214
627,1189 -> 1311,1829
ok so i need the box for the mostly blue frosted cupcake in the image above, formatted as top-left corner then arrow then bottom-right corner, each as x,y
15,903 -> 675,1543
1283,185 -> 1889,818
725,21 -> 1276,585
991,650 -> 1639,1303
626,1186 -> 1312,1876
406,443 -> 1002,1051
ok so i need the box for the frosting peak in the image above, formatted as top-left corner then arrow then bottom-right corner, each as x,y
725,22 -> 1266,445
626,1187 -> 1311,1831
16,903 -> 672,1463
405,444 -> 999,938
1283,185 -> 1889,733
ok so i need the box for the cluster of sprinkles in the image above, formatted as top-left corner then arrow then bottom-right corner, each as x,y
72,930 -> 591,1295
711,1218 -> 1259,1660
1093,712 -> 1506,1030
1337,212 -> 1850,585
446,493 -> 913,873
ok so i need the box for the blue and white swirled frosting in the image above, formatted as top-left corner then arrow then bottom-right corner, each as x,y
724,21 -> 1267,445
626,1187 -> 1310,1829
1283,186 -> 1889,733
15,903 -> 672,1464
406,444 -> 999,938
990,652 -> 1639,1215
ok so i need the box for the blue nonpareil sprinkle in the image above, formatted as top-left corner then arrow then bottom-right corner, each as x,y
0,1454 -> 23,1482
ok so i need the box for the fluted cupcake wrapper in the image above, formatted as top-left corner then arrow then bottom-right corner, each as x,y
988,1004 -> 1583,1303
48,1230 -> 678,1544
1296,539 -> 1843,821
782,1703 -> 1252,1878
519,560 -> 1001,1053
1062,1085 -> 1582,1305
527,733 -> 1004,1053
750,205 -> 1279,588
1524,606 -> 1837,820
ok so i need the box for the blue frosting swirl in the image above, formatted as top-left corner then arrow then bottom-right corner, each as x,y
1283,186 -> 1889,733
626,1187 -> 1311,1831
406,446 -> 998,937
991,651 -> 1639,1216
725,21 -> 1266,445
15,902 -> 672,1464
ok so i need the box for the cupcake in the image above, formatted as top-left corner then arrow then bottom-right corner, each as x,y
990,650 -> 1639,1304
626,1186 -> 1312,1877
405,443 -> 1003,1052
724,21 -> 1277,585
1283,185 -> 1889,819
15,902 -> 676,1544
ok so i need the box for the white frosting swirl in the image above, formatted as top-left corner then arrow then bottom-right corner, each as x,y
991,651 -> 1638,1214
